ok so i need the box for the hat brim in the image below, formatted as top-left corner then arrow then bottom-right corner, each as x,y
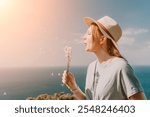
83,17 -> 119,50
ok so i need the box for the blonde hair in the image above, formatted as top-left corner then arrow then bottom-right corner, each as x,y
91,23 -> 124,59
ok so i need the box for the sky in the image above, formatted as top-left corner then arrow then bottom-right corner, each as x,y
0,0 -> 150,67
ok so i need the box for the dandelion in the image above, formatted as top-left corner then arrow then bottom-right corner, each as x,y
51,72 -> 54,76
3,92 -> 7,96
64,46 -> 72,72
61,46 -> 72,87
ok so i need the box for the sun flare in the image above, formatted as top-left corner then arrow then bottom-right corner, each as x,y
0,0 -> 11,9
0,0 -> 7,7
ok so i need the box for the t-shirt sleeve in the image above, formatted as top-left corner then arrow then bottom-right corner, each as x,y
120,64 -> 143,98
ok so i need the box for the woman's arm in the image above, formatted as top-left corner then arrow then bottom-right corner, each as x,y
71,87 -> 86,100
129,92 -> 147,100
62,70 -> 86,100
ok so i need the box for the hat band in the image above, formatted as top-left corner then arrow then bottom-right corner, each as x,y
97,22 -> 115,41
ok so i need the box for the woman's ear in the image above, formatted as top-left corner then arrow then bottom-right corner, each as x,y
99,36 -> 106,45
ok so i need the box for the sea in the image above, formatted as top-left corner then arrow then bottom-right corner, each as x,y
0,66 -> 149,100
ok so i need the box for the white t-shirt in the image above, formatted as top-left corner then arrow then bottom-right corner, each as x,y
85,57 -> 143,100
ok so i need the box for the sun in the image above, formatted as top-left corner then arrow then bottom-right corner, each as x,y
0,0 -> 13,13
0,0 -> 7,6
0,0 -> 10,8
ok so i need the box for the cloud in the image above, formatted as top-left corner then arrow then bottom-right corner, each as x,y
119,37 -> 135,46
147,41 -> 150,49
123,28 -> 149,36
119,28 -> 149,46
117,27 -> 150,65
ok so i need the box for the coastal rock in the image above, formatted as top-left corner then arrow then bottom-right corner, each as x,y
26,92 -> 75,100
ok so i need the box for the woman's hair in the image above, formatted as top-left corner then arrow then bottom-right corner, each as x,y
91,23 -> 124,59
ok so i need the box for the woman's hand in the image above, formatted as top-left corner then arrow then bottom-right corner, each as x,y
62,70 -> 78,92
62,70 -> 86,100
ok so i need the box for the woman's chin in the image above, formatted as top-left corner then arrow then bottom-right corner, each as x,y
85,48 -> 89,51
85,48 -> 91,52
84,47 -> 92,52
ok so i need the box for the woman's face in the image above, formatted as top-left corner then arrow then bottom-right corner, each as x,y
83,26 -> 101,52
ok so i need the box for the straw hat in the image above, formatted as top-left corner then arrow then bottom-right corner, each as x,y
84,16 -> 122,49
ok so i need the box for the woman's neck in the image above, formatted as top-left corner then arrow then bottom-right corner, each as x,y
94,48 -> 114,64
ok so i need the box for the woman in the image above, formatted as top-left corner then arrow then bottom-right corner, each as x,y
62,16 -> 147,100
